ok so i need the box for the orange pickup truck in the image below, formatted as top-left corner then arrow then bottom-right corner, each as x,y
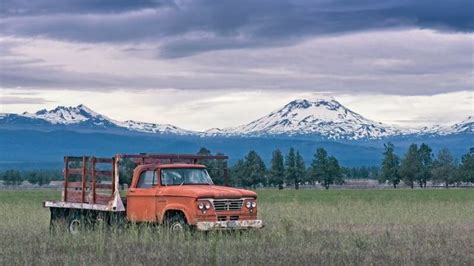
44,154 -> 263,233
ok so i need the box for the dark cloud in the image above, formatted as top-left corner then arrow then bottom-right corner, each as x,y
0,0 -> 472,57
0,0 -> 174,16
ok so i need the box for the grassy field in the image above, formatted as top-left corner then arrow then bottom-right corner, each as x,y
0,189 -> 473,265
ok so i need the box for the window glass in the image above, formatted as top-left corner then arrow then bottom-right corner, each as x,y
137,170 -> 156,188
161,168 -> 214,186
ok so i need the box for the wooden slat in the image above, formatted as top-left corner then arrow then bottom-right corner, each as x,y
95,194 -> 112,205
96,170 -> 112,177
95,183 -> 112,189
63,157 -> 69,201
91,157 -> 96,204
66,191 -> 83,203
81,157 -> 87,203
68,168 -> 83,175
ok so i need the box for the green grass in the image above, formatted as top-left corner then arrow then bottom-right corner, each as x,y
0,189 -> 473,265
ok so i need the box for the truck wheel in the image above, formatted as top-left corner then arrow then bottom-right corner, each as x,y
166,215 -> 188,233
68,218 -> 82,235
67,211 -> 90,235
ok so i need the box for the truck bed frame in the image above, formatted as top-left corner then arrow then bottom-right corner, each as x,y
44,153 -> 229,213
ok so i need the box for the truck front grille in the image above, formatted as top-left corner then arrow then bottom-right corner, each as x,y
213,199 -> 243,211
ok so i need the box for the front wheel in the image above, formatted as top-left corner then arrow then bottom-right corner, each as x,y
165,215 -> 189,233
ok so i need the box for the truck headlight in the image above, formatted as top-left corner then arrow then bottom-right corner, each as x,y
246,201 -> 252,208
251,201 -> 257,208
197,200 -> 212,210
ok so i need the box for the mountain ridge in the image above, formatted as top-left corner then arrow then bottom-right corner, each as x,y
1,99 -> 472,140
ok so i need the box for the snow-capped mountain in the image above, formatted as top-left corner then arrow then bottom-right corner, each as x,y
21,104 -> 118,128
120,120 -> 195,135
0,101 -> 471,140
418,116 -> 474,136
206,99 -> 404,140
0,104 -> 193,135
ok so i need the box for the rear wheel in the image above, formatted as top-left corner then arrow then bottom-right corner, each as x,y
66,211 -> 92,235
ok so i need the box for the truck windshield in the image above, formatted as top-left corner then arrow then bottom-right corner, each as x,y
161,168 -> 214,186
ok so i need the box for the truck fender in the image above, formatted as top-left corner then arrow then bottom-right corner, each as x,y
160,204 -> 192,225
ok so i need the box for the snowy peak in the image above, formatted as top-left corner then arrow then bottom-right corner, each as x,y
452,116 -> 473,133
221,98 -> 401,140
121,120 -> 193,135
7,105 -> 194,135
420,116 -> 474,135
22,104 -> 108,125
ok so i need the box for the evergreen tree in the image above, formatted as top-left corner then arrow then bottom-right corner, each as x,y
27,171 -> 51,186
285,148 -> 297,189
2,170 -> 22,186
327,156 -> 343,186
417,143 -> 433,187
311,148 -> 328,187
432,148 -> 457,188
230,159 -> 246,187
310,148 -> 341,189
458,148 -> 474,183
294,151 -> 306,189
241,150 -> 266,188
269,149 -> 285,188
400,144 -> 420,189
379,142 -> 401,188
118,158 -> 137,188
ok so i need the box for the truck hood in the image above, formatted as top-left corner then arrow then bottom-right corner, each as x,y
159,185 -> 257,199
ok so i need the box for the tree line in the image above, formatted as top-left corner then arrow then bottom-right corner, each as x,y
0,169 -> 62,186
228,147 -> 344,189
379,143 -> 474,188
1,145 -> 473,189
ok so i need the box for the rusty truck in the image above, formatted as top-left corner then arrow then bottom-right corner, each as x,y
44,154 -> 263,233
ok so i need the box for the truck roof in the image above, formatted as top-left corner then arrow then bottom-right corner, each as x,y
135,163 -> 207,171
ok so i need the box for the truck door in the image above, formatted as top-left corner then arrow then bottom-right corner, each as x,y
127,169 -> 159,222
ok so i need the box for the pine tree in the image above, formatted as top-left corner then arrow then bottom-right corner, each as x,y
417,143 -> 433,187
285,148 -> 297,189
310,148 -> 341,189
400,143 -> 420,189
379,142 -> 401,188
432,148 -> 457,188
459,148 -> 474,183
294,151 -> 306,189
2,170 -> 22,186
328,156 -> 343,186
269,149 -> 285,188
242,150 -> 266,188
230,159 -> 246,187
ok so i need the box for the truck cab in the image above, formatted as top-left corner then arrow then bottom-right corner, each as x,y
44,154 -> 263,232
127,163 -> 262,231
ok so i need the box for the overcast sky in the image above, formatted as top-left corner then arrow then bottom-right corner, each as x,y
0,0 -> 473,130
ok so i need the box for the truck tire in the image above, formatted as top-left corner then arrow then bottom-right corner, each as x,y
67,211 -> 91,235
165,214 -> 189,233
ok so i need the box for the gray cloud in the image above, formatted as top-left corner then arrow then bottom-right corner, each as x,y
0,0 -> 472,57
0,29 -> 472,95
0,96 -> 50,104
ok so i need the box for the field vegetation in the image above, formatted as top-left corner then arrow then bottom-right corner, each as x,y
0,189 -> 473,265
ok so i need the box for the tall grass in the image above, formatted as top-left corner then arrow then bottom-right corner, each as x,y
0,189 -> 473,265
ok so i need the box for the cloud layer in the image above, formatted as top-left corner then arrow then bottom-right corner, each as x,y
1,0 -> 472,57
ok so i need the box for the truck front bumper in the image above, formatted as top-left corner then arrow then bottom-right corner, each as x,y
196,219 -> 263,231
